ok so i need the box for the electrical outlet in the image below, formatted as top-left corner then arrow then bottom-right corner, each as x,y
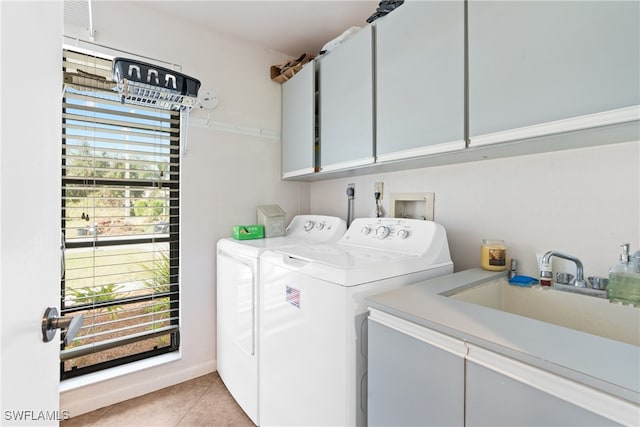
347,183 -> 355,199
374,182 -> 384,199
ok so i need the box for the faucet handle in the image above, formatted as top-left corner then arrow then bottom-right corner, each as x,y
621,243 -> 631,263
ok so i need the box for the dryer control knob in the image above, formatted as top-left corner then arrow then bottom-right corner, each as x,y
376,226 -> 390,239
397,229 -> 409,239
304,220 -> 315,232
361,227 -> 371,235
315,222 -> 325,230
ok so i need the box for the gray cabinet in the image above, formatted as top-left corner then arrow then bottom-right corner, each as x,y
318,26 -> 374,172
465,345 -> 624,426
281,62 -> 316,178
367,310 -> 633,427
280,0 -> 639,181
468,0 -> 640,146
375,0 -> 465,162
367,310 -> 465,426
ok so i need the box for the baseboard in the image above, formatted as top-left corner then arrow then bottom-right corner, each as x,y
61,357 -> 217,417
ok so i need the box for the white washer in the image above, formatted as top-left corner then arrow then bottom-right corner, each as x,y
216,215 -> 346,425
259,218 -> 453,427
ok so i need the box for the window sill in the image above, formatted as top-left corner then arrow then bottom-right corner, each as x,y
59,352 -> 182,393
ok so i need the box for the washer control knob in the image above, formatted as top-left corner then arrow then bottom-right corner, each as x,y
397,229 -> 409,239
361,227 -> 371,235
315,222 -> 325,230
376,226 -> 390,239
304,220 -> 315,232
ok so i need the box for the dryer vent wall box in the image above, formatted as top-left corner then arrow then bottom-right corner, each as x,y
390,192 -> 435,221
257,205 -> 286,237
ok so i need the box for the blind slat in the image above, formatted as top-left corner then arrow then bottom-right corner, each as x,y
75,318 -> 179,343
63,101 -> 180,125
62,112 -> 176,135
63,133 -> 179,147
63,90 -> 181,117
63,121 -> 179,140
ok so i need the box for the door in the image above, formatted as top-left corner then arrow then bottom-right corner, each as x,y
0,1 -> 64,424
281,62 -> 316,178
368,310 -> 466,427
215,247 -> 258,424
468,0 -> 640,146
319,25 -> 374,171
375,0 -> 465,162
465,345 -> 631,426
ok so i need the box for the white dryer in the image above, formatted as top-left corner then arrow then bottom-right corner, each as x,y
216,215 -> 346,425
259,218 -> 453,427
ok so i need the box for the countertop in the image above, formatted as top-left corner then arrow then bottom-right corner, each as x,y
365,268 -> 640,404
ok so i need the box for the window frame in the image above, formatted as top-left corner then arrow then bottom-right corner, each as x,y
60,49 -> 181,380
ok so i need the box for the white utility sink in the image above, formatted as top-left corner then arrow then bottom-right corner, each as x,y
445,278 -> 640,346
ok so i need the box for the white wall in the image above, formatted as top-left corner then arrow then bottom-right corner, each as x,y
60,1 -> 309,416
310,141 -> 640,280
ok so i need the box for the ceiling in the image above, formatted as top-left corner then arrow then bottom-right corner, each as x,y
140,1 -> 381,58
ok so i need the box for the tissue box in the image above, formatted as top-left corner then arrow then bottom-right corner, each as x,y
232,225 -> 264,240
257,205 -> 286,237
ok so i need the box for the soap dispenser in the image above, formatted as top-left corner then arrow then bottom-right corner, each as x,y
607,243 -> 640,304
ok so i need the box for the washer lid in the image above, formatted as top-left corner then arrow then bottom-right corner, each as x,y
217,235 -> 316,259
217,215 -> 347,259
275,243 -> 417,269
261,244 -> 452,286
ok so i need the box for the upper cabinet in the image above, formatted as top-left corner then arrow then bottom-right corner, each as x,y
318,26 -> 374,172
376,0 -> 465,162
468,0 -> 640,146
281,62 -> 316,179
280,0 -> 640,181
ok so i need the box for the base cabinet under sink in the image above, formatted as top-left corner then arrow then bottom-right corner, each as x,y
465,349 -> 622,426
367,309 -> 635,426
367,311 -> 465,426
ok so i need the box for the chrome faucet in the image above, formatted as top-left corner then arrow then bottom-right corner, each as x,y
540,251 -> 588,288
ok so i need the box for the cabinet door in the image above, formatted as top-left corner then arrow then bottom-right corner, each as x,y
281,63 -> 316,178
367,311 -> 465,427
465,344 -> 634,426
375,0 -> 465,162
319,26 -> 374,172
469,1 -> 640,146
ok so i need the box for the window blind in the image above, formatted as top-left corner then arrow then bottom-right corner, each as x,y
61,49 -> 180,378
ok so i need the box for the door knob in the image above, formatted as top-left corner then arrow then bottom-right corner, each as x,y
41,307 -> 84,345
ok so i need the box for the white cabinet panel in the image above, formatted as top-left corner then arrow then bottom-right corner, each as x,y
319,26 -> 374,171
469,0 -> 640,146
281,63 -> 316,178
375,0 -> 465,162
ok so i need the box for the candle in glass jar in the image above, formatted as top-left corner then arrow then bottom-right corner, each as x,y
481,239 -> 507,271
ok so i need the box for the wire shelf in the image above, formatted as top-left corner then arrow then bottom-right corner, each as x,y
113,58 -> 201,112
117,79 -> 197,111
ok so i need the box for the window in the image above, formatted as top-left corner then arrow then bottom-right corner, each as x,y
61,49 -> 180,379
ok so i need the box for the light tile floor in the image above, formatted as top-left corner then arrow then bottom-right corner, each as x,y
61,372 -> 255,426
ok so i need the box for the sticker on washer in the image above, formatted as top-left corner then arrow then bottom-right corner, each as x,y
286,285 -> 301,308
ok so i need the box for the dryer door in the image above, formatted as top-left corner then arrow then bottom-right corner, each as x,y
216,249 -> 259,424
217,250 -> 257,356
